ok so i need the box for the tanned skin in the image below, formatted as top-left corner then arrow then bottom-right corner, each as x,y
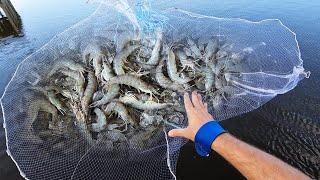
168,91 -> 309,180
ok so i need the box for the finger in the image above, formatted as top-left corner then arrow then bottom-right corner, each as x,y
192,91 -> 202,108
184,93 -> 194,114
197,93 -> 205,108
168,128 -> 187,138
204,103 -> 208,110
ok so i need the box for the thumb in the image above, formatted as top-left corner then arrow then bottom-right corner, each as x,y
168,128 -> 187,138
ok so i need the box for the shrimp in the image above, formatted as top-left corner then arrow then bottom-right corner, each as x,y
187,38 -> 201,57
176,50 -> 198,71
106,74 -> 158,96
203,66 -> 215,91
118,94 -> 172,110
198,38 -> 206,53
48,58 -> 86,77
215,75 -> 227,89
69,101 -> 86,124
212,93 -> 223,108
145,30 -> 163,66
104,102 -> 137,127
101,61 -> 114,82
60,69 -> 85,97
60,89 -> 75,100
155,60 -> 185,93
167,49 -> 191,84
216,44 -> 233,59
113,44 -> 140,75
69,101 -> 93,143
216,50 -> 229,59
92,90 -> 104,102
91,108 -> 107,132
25,99 -> 58,143
230,52 -> 244,64
139,113 -> 165,128
204,39 -> 219,63
47,90 -> 67,115
81,72 -> 97,116
89,84 -> 120,107
29,86 -> 67,115
82,44 -> 108,81
90,60 -> 120,107
184,47 -> 195,58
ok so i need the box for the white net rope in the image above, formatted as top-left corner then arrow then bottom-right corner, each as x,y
1,0 -> 308,179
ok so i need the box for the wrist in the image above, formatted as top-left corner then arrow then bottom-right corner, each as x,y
211,132 -> 230,151
194,120 -> 226,157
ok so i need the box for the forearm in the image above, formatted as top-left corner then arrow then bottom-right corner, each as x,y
212,133 -> 309,180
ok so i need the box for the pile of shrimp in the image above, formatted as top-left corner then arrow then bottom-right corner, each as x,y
24,31 -> 244,149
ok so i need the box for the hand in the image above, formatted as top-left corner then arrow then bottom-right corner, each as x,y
168,91 -> 214,141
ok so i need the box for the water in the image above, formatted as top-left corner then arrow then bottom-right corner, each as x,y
0,0 -> 319,179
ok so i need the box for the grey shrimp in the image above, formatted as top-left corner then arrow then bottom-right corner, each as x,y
113,44 -> 140,75
106,74 -> 158,96
155,60 -> 185,93
203,66 -> 215,91
69,101 -> 86,124
104,102 -> 137,127
91,108 -> 107,132
48,58 -> 86,77
29,86 -> 67,115
212,93 -> 223,108
69,101 -> 94,143
60,69 -> 85,97
204,39 -> 219,63
215,75 -> 227,90
176,50 -> 198,71
101,61 -> 114,82
118,94 -> 172,110
145,30 -> 163,66
81,72 -> 97,116
92,90 -> 104,102
25,99 -> 58,143
167,49 -> 191,84
47,90 -> 67,115
89,84 -> 120,107
187,38 -> 201,57
82,44 -> 108,81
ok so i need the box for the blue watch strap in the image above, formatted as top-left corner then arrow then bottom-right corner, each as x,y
194,121 -> 226,157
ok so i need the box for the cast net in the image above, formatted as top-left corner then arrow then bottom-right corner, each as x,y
1,0 -> 309,179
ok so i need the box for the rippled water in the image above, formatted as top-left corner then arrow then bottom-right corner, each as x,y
1,0 -> 319,179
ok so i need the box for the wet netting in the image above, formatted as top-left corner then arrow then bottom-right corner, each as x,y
1,0 -> 309,179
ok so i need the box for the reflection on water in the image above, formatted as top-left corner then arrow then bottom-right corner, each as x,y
0,0 -> 319,179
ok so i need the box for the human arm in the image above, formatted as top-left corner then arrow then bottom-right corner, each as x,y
168,91 -> 309,180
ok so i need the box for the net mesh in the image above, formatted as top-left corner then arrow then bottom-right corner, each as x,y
1,0 -> 308,179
